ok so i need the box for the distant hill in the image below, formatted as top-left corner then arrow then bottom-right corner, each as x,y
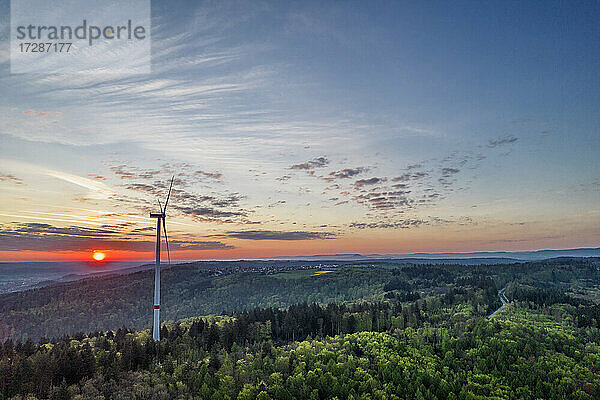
1,247 -> 597,295
0,261 -> 146,294
266,247 -> 600,261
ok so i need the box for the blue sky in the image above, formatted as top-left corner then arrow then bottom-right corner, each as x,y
0,0 -> 598,260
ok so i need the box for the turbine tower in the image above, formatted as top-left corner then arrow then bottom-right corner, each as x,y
149,176 -> 174,341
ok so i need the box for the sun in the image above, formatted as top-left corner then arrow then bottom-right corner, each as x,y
92,251 -> 106,261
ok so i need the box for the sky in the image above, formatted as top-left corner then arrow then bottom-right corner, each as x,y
0,0 -> 598,261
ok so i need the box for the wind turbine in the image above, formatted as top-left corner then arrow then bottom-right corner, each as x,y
149,176 -> 174,341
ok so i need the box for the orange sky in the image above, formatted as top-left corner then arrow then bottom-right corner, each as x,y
2,228 -> 597,262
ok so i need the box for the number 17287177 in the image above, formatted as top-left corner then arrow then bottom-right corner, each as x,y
19,42 -> 72,52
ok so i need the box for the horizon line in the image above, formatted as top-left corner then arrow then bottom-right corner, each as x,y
1,245 -> 598,263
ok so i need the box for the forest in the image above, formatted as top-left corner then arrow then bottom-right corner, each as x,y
0,257 -> 599,399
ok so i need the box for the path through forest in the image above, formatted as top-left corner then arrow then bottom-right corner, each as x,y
488,287 -> 508,319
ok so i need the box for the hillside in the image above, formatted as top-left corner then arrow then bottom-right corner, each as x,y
0,257 -> 599,399
0,258 -> 598,341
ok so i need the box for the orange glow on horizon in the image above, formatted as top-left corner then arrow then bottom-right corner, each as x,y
0,232 -> 597,262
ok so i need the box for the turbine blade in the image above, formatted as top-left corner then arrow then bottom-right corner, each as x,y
156,198 -> 163,214
162,217 -> 171,265
163,176 -> 175,213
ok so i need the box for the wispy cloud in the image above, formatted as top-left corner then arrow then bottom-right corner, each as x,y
0,173 -> 24,185
0,222 -> 232,252
108,162 -> 253,224
328,167 -> 368,179
349,220 -> 426,229
290,156 -> 329,170
44,169 -> 114,199
392,172 -> 428,182
221,230 -> 336,240
354,177 -> 386,189
487,135 -> 518,148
